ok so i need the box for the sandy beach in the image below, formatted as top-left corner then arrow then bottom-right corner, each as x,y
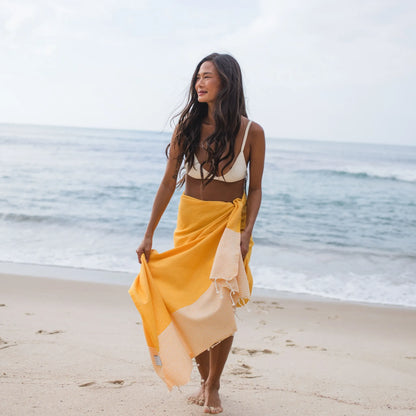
1,270 -> 416,416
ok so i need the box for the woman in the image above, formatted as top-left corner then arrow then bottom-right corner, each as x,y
129,52 -> 265,414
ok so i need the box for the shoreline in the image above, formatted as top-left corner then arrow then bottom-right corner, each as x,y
1,260 -> 415,311
1,270 -> 415,415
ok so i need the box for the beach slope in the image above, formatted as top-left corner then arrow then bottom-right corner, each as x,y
1,272 -> 415,415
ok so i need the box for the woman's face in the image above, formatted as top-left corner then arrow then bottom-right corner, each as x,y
195,61 -> 221,104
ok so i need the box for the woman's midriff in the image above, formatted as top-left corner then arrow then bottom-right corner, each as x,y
184,174 -> 245,202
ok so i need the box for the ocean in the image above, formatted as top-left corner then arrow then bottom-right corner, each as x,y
1,123 -> 415,307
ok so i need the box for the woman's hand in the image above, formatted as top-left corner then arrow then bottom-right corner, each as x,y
136,236 -> 152,264
240,229 -> 251,260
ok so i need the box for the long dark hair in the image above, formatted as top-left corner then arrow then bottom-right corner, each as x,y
168,53 -> 247,187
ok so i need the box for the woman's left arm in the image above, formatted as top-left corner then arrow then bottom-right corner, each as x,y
240,122 -> 265,259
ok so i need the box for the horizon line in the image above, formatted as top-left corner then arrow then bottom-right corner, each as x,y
0,121 -> 414,148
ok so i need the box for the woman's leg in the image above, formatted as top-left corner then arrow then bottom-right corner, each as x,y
204,335 -> 234,414
188,349 -> 210,405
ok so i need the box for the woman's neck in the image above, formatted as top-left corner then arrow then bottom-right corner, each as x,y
203,103 -> 215,126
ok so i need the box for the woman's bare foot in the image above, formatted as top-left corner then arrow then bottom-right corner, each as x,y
187,381 -> 205,406
203,384 -> 223,414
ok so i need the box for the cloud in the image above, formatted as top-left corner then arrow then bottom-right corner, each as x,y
0,0 -> 150,50
0,0 -> 415,144
0,1 -> 35,47
222,0 -> 416,89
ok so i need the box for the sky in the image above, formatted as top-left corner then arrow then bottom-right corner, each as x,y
0,0 -> 415,145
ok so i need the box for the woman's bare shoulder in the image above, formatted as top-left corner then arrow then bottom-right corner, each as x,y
246,119 -> 265,143
240,116 -> 264,135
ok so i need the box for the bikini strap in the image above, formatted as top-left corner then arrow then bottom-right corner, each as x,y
241,120 -> 252,153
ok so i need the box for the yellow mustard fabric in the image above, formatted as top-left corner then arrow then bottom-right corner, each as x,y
128,193 -> 253,388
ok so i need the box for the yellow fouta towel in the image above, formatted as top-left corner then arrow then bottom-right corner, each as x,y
128,193 -> 254,389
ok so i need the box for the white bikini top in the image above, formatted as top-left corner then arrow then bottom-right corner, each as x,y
186,120 -> 252,182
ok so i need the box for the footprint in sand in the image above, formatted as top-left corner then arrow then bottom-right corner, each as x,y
231,362 -> 261,379
230,363 -> 252,376
36,330 -> 64,335
305,345 -> 327,351
0,337 -> 17,350
79,379 -> 130,388
252,300 -> 284,312
254,305 -> 270,315
79,381 -> 96,387
0,304 -> 6,307
0,344 -> 17,350
285,339 -> 296,347
106,380 -> 125,386
232,347 -> 275,356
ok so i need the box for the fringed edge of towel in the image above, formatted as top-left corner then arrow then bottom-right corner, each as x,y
209,226 -> 251,307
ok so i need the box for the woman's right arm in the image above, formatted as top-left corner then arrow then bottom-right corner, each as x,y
136,130 -> 183,263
